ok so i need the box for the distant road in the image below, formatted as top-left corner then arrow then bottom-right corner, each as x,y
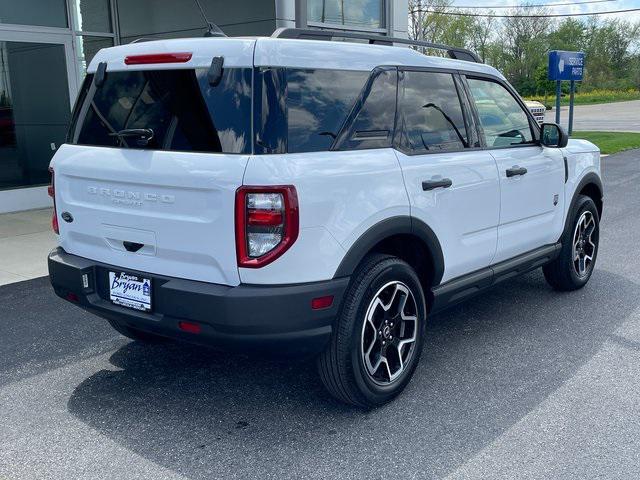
545,100 -> 640,132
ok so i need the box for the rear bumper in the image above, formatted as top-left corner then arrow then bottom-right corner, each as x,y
48,247 -> 349,356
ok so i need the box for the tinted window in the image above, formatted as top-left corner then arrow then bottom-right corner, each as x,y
286,68 -> 369,153
337,68 -> 397,151
254,67 -> 287,154
71,68 -> 252,154
395,70 -> 468,153
467,78 -> 533,148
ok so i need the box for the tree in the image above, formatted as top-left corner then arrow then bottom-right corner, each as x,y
470,16 -> 494,63
501,4 -> 552,94
407,2 -> 640,94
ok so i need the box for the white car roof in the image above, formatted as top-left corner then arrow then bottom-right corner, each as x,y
88,36 -> 504,79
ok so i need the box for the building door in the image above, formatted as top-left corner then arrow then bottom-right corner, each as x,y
0,30 -> 77,212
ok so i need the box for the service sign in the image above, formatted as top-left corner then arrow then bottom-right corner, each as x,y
548,50 -> 585,81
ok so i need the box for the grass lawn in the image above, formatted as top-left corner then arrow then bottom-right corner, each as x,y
572,131 -> 640,155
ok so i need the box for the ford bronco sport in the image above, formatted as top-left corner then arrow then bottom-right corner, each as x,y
48,29 -> 602,407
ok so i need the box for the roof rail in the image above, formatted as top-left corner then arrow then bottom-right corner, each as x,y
271,28 -> 482,63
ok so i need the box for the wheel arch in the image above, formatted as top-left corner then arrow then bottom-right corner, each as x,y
561,172 -> 603,241
569,173 -> 603,222
333,216 -> 445,292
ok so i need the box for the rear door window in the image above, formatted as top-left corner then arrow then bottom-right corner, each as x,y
395,70 -> 469,153
70,68 -> 252,154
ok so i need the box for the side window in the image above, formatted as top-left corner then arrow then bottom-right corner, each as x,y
336,68 -> 398,151
254,67 -> 287,154
286,68 -> 369,153
466,78 -> 534,148
395,70 -> 469,153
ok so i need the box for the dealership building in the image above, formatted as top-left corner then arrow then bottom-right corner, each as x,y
0,0 -> 408,213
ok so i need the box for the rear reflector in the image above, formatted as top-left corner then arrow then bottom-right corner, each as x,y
48,167 -> 59,234
178,321 -> 201,334
124,53 -> 192,65
66,292 -> 79,303
311,295 -> 334,310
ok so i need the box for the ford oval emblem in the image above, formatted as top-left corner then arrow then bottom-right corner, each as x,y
61,211 -> 74,223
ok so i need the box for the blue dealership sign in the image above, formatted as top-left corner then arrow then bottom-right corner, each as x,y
548,50 -> 585,81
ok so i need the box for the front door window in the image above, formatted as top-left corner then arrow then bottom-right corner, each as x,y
467,78 -> 534,148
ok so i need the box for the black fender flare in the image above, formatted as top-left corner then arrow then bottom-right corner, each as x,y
333,216 -> 445,287
563,172 -> 603,236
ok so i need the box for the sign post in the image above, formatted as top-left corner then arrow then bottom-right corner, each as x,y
568,80 -> 576,135
548,50 -> 585,135
555,80 -> 561,124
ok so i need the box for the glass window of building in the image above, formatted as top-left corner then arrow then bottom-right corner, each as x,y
0,0 -> 68,28
72,0 -> 112,33
71,0 -> 116,75
117,0 -> 277,43
75,36 -> 114,72
308,0 -> 385,29
0,42 -> 71,190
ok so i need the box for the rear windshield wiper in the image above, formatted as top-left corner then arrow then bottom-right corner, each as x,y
109,128 -> 155,147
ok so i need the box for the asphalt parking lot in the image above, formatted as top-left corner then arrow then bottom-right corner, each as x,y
2,149 -> 640,480
546,100 -> 640,132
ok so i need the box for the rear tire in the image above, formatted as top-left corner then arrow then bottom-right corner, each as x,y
543,195 -> 600,291
108,320 -> 167,343
317,254 -> 427,408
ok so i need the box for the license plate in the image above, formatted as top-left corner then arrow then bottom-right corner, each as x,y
109,272 -> 152,312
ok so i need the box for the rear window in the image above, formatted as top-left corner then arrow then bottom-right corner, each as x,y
69,68 -> 252,154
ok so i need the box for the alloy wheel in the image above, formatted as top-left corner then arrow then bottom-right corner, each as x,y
572,210 -> 597,278
361,281 -> 419,385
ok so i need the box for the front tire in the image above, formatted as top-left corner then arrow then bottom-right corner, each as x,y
543,194 -> 600,291
318,254 -> 427,408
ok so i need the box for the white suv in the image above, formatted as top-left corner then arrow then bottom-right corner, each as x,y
48,29 -> 602,407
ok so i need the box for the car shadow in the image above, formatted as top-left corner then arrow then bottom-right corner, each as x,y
67,268 -> 639,479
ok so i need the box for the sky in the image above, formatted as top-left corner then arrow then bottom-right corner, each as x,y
447,0 -> 640,23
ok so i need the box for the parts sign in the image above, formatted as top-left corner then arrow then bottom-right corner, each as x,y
548,50 -> 585,81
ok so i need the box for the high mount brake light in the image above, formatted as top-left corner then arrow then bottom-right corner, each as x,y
235,186 -> 299,268
124,53 -> 193,65
48,167 -> 59,235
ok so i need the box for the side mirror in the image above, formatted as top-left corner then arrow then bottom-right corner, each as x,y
540,122 -> 568,148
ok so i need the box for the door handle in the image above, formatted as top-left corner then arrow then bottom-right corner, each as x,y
506,166 -> 528,177
422,178 -> 453,191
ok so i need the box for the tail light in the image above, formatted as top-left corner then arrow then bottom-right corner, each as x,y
235,186 -> 299,268
48,167 -> 59,234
